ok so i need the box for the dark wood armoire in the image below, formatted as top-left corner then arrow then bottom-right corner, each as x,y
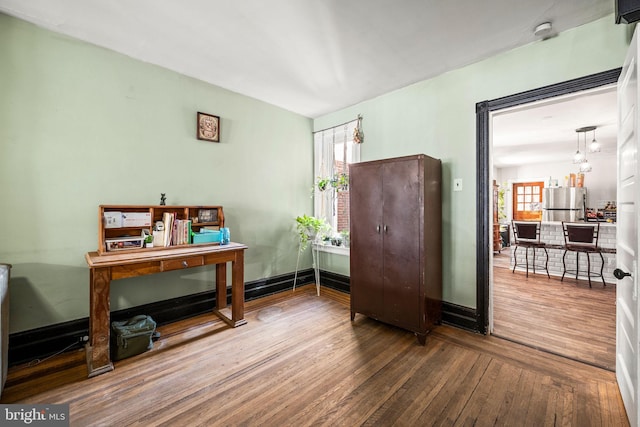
349,154 -> 442,345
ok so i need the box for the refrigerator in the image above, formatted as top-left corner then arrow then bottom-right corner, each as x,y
542,187 -> 587,222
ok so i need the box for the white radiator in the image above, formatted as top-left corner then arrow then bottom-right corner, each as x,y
0,264 -> 10,397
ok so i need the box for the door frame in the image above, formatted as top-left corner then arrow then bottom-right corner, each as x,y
475,68 -> 621,333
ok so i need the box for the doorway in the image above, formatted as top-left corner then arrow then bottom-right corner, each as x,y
475,69 -> 621,362
491,89 -> 617,369
511,181 -> 544,221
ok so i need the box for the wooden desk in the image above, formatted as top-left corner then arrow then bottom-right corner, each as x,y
84,242 -> 247,378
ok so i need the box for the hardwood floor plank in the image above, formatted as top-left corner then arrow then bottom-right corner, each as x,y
414,351 -> 490,424
293,324 -> 420,426
510,370 -> 538,425
479,363 -> 511,424
0,284 -> 628,426
364,340 -> 460,425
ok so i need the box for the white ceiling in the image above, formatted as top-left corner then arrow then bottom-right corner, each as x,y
0,0 -> 614,119
0,0 -> 621,166
492,85 -> 618,168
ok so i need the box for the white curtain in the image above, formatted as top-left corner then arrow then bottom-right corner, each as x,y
313,119 -> 360,230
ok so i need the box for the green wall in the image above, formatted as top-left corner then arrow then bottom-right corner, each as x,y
0,13 -> 630,333
314,15 -> 629,308
0,14 -> 313,333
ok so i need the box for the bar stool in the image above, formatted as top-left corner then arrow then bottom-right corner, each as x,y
511,221 -> 549,278
561,222 -> 605,288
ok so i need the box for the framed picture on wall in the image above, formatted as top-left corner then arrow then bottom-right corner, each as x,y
197,112 -> 220,142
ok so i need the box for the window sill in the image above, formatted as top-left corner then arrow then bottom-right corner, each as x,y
312,243 -> 350,256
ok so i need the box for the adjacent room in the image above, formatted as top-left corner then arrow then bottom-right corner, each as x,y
491,86 -> 618,370
0,1 -> 637,426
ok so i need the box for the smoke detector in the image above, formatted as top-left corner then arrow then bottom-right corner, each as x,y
534,22 -> 553,38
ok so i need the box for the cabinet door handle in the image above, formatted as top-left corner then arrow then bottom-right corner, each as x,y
384,225 -> 388,233
376,225 -> 380,233
182,261 -> 189,268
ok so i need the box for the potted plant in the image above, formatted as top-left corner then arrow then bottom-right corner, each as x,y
340,230 -> 350,248
315,177 -> 331,192
316,174 -> 348,193
295,215 -> 329,251
294,215 -> 330,296
143,230 -> 154,248
498,184 -> 507,221
333,173 -> 349,191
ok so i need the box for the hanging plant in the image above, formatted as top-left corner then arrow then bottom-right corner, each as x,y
316,177 -> 331,192
336,173 -> 349,191
329,173 -> 349,192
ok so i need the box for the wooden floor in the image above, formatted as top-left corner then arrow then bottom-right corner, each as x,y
1,285 -> 627,426
493,251 -> 616,371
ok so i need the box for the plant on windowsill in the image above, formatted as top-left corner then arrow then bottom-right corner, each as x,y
340,230 -> 349,248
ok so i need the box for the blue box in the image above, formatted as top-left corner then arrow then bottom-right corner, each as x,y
192,229 -> 221,244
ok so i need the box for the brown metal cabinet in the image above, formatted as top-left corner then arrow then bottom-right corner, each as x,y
349,154 -> 442,345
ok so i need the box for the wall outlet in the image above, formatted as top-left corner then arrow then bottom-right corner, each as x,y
453,178 -> 463,192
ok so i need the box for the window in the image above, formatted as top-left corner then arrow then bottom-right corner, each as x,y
313,119 -> 361,249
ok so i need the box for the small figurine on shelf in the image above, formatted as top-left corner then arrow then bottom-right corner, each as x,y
160,193 -> 166,206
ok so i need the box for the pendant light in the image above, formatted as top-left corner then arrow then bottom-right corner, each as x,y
573,131 -> 585,164
589,127 -> 601,153
574,126 -> 597,171
580,130 -> 592,172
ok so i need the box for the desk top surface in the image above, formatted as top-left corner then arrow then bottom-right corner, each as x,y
86,242 -> 247,267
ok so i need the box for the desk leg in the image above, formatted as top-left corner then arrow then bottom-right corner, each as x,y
213,251 -> 247,327
216,262 -> 227,310
232,250 -> 246,325
87,267 -> 114,377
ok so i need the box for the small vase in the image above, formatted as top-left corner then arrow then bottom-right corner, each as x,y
220,228 -> 230,245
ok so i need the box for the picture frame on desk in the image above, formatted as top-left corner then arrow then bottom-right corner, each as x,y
197,209 -> 217,223
197,112 -> 220,142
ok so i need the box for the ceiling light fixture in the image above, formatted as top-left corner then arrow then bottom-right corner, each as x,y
575,126 -> 595,172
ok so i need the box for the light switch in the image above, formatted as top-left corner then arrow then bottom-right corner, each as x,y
453,178 -> 462,192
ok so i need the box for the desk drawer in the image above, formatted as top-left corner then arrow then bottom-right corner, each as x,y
161,256 -> 204,272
